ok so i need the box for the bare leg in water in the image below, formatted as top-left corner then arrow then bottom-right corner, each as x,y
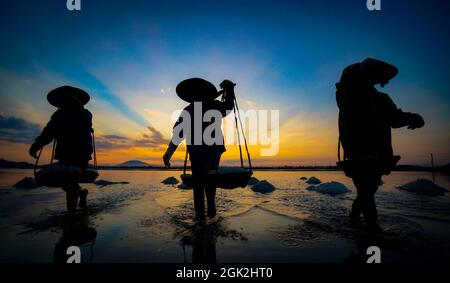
350,173 -> 382,231
63,184 -> 88,213
192,176 -> 207,221
205,185 -> 216,218
191,150 -> 221,221
63,184 -> 79,214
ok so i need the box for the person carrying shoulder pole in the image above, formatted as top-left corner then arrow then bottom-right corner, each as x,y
29,86 -> 94,214
163,78 -> 236,223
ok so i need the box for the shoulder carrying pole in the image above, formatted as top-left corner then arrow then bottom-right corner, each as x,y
233,100 -> 244,168
51,139 -> 56,164
92,130 -> 98,171
183,148 -> 189,175
234,96 -> 252,171
34,148 -> 43,179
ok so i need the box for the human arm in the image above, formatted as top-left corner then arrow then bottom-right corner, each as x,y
380,93 -> 425,129
162,112 -> 186,168
29,112 -> 59,158
163,141 -> 178,168
390,109 -> 424,129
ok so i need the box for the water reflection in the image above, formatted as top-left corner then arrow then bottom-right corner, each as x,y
53,212 -> 97,263
180,224 -> 217,264
176,217 -> 248,264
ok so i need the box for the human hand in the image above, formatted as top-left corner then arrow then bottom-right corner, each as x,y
29,144 -> 40,159
407,113 -> 425,129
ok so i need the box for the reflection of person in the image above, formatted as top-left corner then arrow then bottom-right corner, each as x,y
180,223 -> 218,264
53,214 -> 97,263
192,240 -> 217,264
336,59 -> 424,232
163,78 -> 235,222
29,86 -> 94,213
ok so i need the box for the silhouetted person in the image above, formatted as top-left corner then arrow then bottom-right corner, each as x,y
163,78 -> 236,222
336,58 -> 424,232
29,86 -> 94,214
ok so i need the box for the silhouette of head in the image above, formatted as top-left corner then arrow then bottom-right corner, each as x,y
47,85 -> 90,108
176,78 -> 219,103
361,58 -> 398,87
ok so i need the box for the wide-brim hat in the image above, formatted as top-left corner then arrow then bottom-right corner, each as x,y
47,86 -> 90,107
361,58 -> 398,83
176,78 -> 219,103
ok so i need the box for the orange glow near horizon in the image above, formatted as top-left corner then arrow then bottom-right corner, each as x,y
2,119 -> 438,167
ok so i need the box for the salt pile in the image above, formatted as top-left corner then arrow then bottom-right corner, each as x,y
306,181 -> 351,195
397,179 -> 448,196
161,177 -> 180,185
248,177 -> 260,186
306,176 -> 322,184
13,177 -> 40,189
251,180 -> 276,193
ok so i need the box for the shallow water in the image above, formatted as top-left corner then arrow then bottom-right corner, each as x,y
0,169 -> 449,263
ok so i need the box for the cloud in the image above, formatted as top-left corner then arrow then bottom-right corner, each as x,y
141,126 -> 165,144
102,134 -> 128,140
0,114 -> 42,144
96,126 -> 167,151
0,112 -> 167,153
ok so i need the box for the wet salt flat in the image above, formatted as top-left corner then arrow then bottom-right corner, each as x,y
0,169 -> 449,263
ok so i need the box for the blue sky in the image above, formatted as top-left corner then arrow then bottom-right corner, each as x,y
0,0 -> 449,165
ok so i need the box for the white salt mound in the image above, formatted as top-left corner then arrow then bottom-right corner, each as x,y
251,180 -> 276,193
161,176 -> 180,185
13,177 -> 40,189
306,181 -> 351,195
248,177 -> 260,186
397,179 -> 448,196
306,176 -> 322,184
177,183 -> 192,190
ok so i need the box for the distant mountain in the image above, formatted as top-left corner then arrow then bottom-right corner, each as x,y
116,160 -> 151,167
0,159 -> 34,169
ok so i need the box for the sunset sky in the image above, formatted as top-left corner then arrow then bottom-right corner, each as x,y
0,0 -> 449,166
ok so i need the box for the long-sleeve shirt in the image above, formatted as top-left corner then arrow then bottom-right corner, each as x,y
338,86 -> 413,159
171,93 -> 235,158
33,107 -> 93,166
